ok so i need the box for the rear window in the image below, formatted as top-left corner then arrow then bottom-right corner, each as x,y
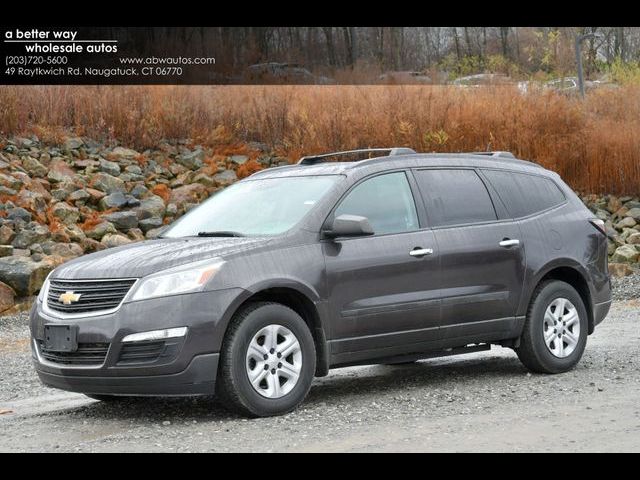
482,170 -> 566,218
414,169 -> 497,227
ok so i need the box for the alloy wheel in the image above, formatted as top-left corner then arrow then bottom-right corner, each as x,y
245,324 -> 302,398
543,297 -> 581,358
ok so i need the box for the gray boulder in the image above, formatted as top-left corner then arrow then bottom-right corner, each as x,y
145,227 -> 165,239
64,137 -> 84,150
103,211 -> 138,230
130,184 -> 149,199
135,195 -> 166,220
626,208 -> 640,221
0,186 -> 17,196
99,191 -> 128,210
47,159 -> 77,183
615,217 -> 637,230
0,281 -> 15,313
139,217 -> 164,233
177,149 -> 205,169
213,169 -> 237,186
0,225 -> 15,245
101,233 -> 132,248
86,221 -> 117,240
8,207 -> 32,222
193,173 -> 216,187
99,158 -> 121,176
110,146 -> 139,160
42,242 -> 84,258
125,165 -> 143,175
0,172 -> 24,190
68,189 -> 91,203
12,224 -> 50,249
22,156 -> 48,177
230,154 -> 249,165
0,256 -> 55,296
92,172 -> 126,194
627,232 -> 640,245
610,244 -> 640,264
608,262 -> 635,278
51,202 -> 80,226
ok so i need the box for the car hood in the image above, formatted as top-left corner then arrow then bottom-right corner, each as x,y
51,236 -> 274,279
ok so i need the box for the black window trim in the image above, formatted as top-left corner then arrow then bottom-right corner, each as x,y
479,167 -> 568,221
320,168 -> 424,241
411,166 -> 504,230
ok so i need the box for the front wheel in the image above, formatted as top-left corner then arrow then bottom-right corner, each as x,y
516,280 -> 588,374
216,302 -> 316,417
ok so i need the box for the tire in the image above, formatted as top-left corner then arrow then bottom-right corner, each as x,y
516,280 -> 588,374
216,302 -> 316,417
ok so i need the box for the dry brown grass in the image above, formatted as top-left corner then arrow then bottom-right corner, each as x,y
1,85 -> 639,194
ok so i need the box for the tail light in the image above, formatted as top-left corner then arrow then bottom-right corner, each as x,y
589,218 -> 610,238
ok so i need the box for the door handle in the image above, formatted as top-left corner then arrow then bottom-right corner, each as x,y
499,239 -> 520,248
409,248 -> 433,257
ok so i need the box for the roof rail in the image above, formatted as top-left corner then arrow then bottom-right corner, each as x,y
298,147 -> 416,165
469,151 -> 516,159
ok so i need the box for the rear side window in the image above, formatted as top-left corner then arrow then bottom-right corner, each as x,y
414,169 -> 497,227
483,170 -> 566,218
334,171 -> 419,235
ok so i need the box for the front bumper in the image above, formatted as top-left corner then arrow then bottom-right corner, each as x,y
35,352 -> 219,396
30,288 -> 244,396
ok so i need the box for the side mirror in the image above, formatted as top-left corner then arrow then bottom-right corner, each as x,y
323,214 -> 374,239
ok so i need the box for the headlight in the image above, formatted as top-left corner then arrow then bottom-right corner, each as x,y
130,258 -> 225,302
38,273 -> 52,302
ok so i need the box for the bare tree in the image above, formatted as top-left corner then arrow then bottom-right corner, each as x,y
500,27 -> 510,58
322,27 -> 337,66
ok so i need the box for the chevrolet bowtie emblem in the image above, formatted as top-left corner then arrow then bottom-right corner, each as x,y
58,291 -> 82,305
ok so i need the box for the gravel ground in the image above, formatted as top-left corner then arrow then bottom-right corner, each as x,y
611,272 -> 640,301
0,297 -> 639,452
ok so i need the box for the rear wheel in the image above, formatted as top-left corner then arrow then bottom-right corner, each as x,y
516,280 -> 588,374
216,302 -> 316,417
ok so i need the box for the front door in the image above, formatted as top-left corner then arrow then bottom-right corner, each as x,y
323,171 -> 441,364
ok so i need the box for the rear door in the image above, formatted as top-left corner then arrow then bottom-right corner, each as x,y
413,168 -> 525,343
323,171 -> 441,364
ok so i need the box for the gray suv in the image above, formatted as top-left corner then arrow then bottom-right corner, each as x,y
30,148 -> 611,417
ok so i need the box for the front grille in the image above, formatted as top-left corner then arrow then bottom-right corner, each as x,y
39,341 -> 109,366
47,279 -> 136,315
117,341 -> 166,365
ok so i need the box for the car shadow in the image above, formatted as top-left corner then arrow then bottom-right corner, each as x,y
305,353 -> 528,404
49,352 -> 528,422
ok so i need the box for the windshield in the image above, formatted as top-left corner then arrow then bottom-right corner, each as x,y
163,175 -> 339,237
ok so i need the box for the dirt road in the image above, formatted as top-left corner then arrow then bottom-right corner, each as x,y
1,302 -> 639,452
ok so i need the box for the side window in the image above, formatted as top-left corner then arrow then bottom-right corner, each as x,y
483,170 -> 566,218
334,172 -> 419,235
415,169 -> 497,227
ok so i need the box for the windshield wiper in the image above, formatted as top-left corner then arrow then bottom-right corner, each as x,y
197,231 -> 246,238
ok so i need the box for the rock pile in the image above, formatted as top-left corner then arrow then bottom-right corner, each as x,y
0,134 -> 638,313
581,194 -> 640,278
0,135 -> 287,311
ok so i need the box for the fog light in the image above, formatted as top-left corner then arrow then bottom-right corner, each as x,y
122,327 -> 188,343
